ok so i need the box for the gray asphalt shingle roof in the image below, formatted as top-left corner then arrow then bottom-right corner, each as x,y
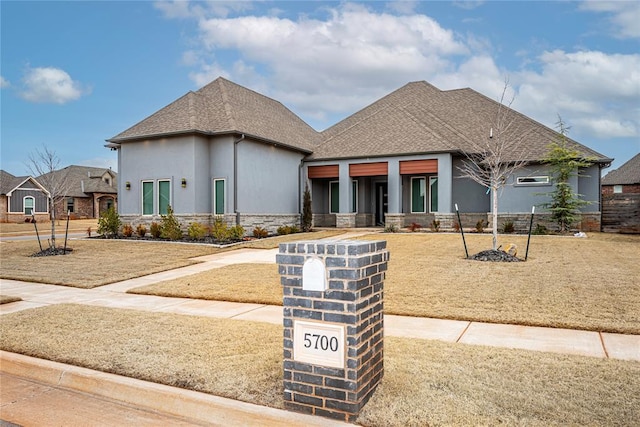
109,77 -> 320,152
0,170 -> 27,195
37,165 -> 117,197
602,153 -> 640,185
311,81 -> 611,162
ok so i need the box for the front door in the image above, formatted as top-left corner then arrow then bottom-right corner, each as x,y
375,182 -> 388,226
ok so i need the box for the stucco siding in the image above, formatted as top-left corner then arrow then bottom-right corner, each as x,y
451,158 -> 489,213
118,136 -> 200,215
578,165 -> 601,212
236,140 -> 303,214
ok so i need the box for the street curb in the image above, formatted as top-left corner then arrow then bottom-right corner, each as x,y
0,351 -> 352,426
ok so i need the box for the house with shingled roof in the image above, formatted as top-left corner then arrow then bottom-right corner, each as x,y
36,165 -> 118,220
601,153 -> 640,234
107,77 -> 612,233
0,170 -> 50,223
602,153 -> 640,195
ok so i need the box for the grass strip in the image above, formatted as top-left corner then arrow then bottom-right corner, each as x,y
1,304 -> 638,426
0,295 -> 21,304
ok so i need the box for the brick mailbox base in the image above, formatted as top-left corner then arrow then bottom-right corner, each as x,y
277,240 -> 388,422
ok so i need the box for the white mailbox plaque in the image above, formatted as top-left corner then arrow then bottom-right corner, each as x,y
293,320 -> 345,369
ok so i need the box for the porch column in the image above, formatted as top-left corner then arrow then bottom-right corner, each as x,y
337,163 -> 356,227
384,160 -> 404,229
437,154 -> 453,213
387,160 -> 401,213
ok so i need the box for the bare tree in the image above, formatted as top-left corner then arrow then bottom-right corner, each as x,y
457,79 -> 533,250
27,146 -> 71,250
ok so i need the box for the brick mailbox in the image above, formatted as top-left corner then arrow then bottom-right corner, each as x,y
276,240 -> 388,422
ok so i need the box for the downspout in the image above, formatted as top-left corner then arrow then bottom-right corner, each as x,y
233,134 -> 245,226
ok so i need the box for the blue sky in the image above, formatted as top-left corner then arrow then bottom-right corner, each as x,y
1,1 -> 638,177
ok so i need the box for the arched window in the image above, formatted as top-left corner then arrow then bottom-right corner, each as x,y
24,196 -> 35,215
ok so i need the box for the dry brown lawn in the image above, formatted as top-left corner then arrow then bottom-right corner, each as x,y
132,232 -> 640,334
1,304 -> 638,426
0,239 -> 223,288
0,230 -> 344,289
132,263 -> 282,305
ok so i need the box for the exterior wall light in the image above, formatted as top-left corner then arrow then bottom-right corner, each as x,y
181,178 -> 187,188
125,182 -> 131,190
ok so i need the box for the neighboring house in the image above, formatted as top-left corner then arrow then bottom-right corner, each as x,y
0,170 -> 50,223
107,77 -> 611,233
37,165 -> 118,219
602,153 -> 640,194
601,153 -> 640,234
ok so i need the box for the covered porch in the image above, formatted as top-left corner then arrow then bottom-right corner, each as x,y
304,155 -> 453,229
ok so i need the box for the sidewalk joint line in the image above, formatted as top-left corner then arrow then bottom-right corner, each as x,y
229,304 -> 268,319
455,321 -> 472,343
598,332 -> 610,358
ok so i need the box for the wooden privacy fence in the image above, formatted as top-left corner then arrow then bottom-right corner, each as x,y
601,193 -> 640,234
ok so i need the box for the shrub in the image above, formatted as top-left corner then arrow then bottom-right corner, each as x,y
302,183 -> 313,232
408,222 -> 422,232
384,224 -> 399,233
532,223 -> 549,235
211,217 -> 230,241
150,222 -> 161,238
452,221 -> 461,232
187,222 -> 207,240
229,225 -> 245,240
160,206 -> 182,240
502,220 -> 515,234
97,206 -> 121,238
277,225 -> 300,235
136,224 -> 147,238
253,226 -> 268,238
475,219 -> 486,233
430,219 -> 440,232
122,224 -> 134,237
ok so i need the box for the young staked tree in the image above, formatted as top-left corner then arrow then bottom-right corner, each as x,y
540,117 -> 593,232
457,80 -> 533,250
27,146 -> 72,250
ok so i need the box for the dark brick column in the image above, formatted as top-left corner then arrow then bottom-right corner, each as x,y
276,240 -> 388,422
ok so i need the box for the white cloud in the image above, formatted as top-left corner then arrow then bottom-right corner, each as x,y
20,67 -> 88,104
0,76 -> 9,88
516,50 -> 640,138
191,3 -> 468,120
580,1 -> 640,39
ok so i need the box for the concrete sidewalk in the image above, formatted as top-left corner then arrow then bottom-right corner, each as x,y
1,233 -> 639,425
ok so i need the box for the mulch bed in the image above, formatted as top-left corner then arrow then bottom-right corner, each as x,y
30,247 -> 74,257
468,249 -> 521,262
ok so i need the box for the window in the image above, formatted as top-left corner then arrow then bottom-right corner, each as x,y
429,176 -> 438,212
613,185 -> 623,194
351,180 -> 358,213
24,196 -> 34,215
516,176 -> 550,185
411,177 -> 426,213
66,197 -> 75,213
214,179 -> 225,215
330,181 -> 339,213
158,180 -> 171,215
142,181 -> 154,215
